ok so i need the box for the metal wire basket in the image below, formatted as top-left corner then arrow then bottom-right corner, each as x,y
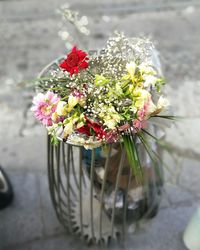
47,133 -> 163,245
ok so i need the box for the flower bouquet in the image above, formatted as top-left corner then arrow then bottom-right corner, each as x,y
32,33 -> 173,242
32,33 -> 169,173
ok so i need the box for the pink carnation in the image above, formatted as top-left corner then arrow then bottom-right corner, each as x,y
31,91 -> 60,126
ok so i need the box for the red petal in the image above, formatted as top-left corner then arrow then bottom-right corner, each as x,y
72,46 -> 77,53
79,61 -> 89,69
73,67 -> 79,74
78,51 -> 88,59
77,125 -> 91,136
59,60 -> 71,71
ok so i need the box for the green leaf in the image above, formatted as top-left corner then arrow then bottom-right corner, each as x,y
141,129 -> 174,154
94,74 -> 110,86
152,115 -> 183,120
155,77 -> 165,92
122,134 -> 143,184
137,132 -> 171,182
51,135 -> 59,145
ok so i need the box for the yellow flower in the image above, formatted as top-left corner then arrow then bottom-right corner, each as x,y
52,112 -> 59,123
67,94 -> 86,112
78,96 -> 86,107
63,111 -> 85,137
134,89 -> 150,98
77,121 -> 85,129
67,95 -> 78,112
76,113 -> 85,129
135,99 -> 145,109
103,106 -> 121,129
130,105 -> 137,113
98,105 -> 121,129
63,121 -> 74,137
56,101 -> 67,116
104,119 -> 117,130
126,61 -> 137,81
133,89 -> 151,109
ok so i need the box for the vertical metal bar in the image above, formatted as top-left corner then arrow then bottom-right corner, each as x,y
56,143 -> 61,213
80,148 -> 86,188
99,144 -> 112,240
66,144 -> 72,232
90,149 -> 95,241
122,166 -> 132,239
47,135 -> 52,190
62,143 -> 77,198
49,142 -> 57,208
111,149 -> 126,237
70,145 -> 80,189
47,135 -> 55,208
79,147 -> 84,237
48,138 -> 74,230
48,139 -> 63,223
52,143 -> 70,221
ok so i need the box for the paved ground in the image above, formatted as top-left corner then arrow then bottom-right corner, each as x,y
0,0 -> 200,249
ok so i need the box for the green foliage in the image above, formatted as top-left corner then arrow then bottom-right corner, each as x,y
50,134 -> 59,145
94,75 -> 110,86
122,134 -> 143,183
155,77 -> 165,92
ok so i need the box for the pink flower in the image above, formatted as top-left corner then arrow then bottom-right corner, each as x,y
137,102 -> 149,120
105,131 -> 119,143
31,91 -> 60,126
118,123 -> 130,132
133,102 -> 149,130
133,119 -> 146,130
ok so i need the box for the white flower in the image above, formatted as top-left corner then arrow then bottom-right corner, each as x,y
126,61 -> 137,78
143,75 -> 158,88
157,96 -> 170,110
139,62 -> 156,75
147,100 -> 157,115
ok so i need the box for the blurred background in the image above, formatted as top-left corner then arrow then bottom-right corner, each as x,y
0,0 -> 200,249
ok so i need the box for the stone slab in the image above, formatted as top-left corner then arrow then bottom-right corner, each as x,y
38,173 -> 65,237
0,171 -> 43,248
4,203 -> 198,250
124,204 -> 196,250
0,127 -> 46,171
179,158 -> 200,197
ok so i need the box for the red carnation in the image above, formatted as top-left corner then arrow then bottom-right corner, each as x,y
59,46 -> 89,76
